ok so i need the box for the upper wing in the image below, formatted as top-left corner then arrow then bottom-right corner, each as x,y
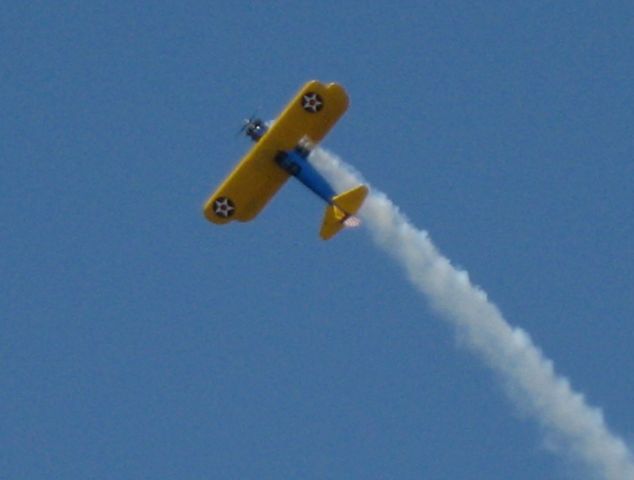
203,81 -> 349,224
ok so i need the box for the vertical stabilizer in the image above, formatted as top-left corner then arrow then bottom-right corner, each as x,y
319,185 -> 368,240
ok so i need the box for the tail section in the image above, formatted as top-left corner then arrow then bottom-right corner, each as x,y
319,185 -> 369,240
333,185 -> 368,215
320,205 -> 347,240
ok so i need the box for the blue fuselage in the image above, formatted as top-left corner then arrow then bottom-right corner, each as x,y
247,120 -> 336,205
274,149 -> 336,204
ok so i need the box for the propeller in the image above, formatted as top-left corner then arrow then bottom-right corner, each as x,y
236,113 -> 258,136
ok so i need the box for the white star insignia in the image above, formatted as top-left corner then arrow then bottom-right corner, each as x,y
301,92 -> 323,113
213,197 -> 235,217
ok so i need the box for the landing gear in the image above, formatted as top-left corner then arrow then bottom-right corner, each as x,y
275,152 -> 301,175
295,145 -> 311,158
295,137 -> 314,159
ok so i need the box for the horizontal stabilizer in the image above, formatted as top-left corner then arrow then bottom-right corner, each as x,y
319,185 -> 369,240
332,185 -> 368,215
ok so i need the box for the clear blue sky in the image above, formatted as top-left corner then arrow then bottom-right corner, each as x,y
3,2 -> 633,479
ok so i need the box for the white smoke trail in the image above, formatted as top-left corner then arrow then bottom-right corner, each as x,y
310,147 -> 634,480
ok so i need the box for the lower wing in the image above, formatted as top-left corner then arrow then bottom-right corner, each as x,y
204,80 -> 349,224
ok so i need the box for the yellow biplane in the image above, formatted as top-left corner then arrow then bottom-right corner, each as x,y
203,80 -> 368,240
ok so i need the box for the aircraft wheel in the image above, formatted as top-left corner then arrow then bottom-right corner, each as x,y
296,145 -> 310,158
